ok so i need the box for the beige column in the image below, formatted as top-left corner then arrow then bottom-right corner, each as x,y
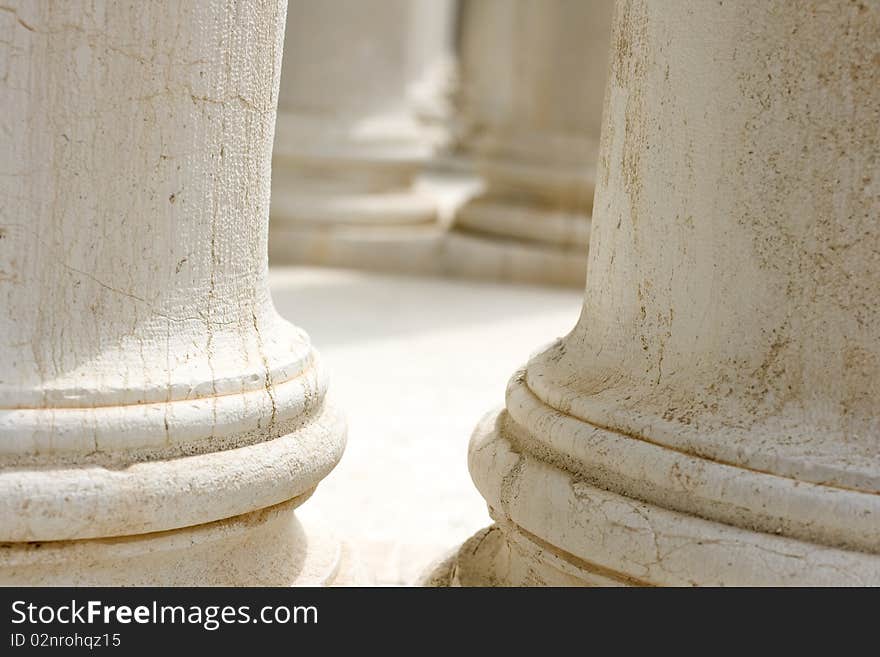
445,0 -> 613,286
0,0 -> 350,585
268,0 -> 457,274
434,0 -> 880,585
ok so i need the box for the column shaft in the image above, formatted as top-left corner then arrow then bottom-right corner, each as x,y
0,0 -> 348,585
437,0 -> 880,586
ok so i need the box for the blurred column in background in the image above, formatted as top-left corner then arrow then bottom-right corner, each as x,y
430,0 -> 880,585
444,0 -> 613,286
269,0 -> 457,273
0,0 -> 351,585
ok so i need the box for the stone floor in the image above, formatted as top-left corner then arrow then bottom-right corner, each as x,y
270,266 -> 583,584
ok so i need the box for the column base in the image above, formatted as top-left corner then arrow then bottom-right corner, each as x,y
443,191 -> 589,287
453,196 -> 590,248
269,173 -> 586,287
269,225 -> 586,287
423,523 -> 632,587
269,221 -> 446,277
271,186 -> 439,227
458,405 -> 880,586
0,497 -> 360,586
441,232 -> 587,287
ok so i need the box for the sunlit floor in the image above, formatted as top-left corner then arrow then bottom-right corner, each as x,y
270,266 -> 583,584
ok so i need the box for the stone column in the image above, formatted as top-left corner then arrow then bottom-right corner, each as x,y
435,0 -> 880,585
268,0 -> 457,274
0,0 -> 349,585
445,0 -> 613,286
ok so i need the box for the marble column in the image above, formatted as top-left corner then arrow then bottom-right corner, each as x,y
268,0 -> 457,274
445,0 -> 613,286
434,0 -> 880,585
0,0 -> 350,585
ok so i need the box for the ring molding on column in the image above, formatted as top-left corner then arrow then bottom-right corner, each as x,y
467,369 -> 880,585
0,348 -> 346,543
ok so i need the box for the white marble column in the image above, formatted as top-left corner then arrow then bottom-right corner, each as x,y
268,0 -> 457,274
445,0 -> 613,286
434,0 -> 880,585
0,0 -> 350,585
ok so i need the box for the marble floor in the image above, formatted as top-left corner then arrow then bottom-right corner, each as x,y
270,266 -> 583,584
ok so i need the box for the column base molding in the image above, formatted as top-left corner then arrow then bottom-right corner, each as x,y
440,232 -> 586,287
423,522 -> 635,587
0,398 -> 346,543
452,197 -> 589,248
269,226 -> 586,287
271,187 -> 438,227
0,498 -> 360,586
269,222 -> 446,277
450,403 -> 880,586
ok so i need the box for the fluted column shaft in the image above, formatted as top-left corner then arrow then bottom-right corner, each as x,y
0,0 -> 347,585
439,0 -> 880,586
